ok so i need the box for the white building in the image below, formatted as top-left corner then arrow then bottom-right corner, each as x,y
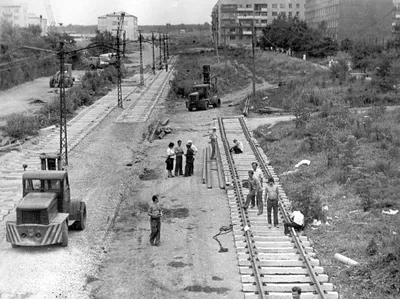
98,11 -> 138,41
212,0 -> 306,46
28,14 -> 47,36
0,2 -> 29,28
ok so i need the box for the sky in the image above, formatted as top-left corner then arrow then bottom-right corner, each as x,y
26,0 -> 217,25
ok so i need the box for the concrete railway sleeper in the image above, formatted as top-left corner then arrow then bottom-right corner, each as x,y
216,116 -> 339,299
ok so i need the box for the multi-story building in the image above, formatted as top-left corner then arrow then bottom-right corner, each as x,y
393,0 -> 400,36
0,2 -> 29,28
28,14 -> 47,36
98,11 -> 138,41
212,0 -> 306,46
306,0 -> 395,41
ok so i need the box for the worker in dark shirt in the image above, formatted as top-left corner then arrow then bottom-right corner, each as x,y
148,195 -> 162,246
184,143 -> 194,177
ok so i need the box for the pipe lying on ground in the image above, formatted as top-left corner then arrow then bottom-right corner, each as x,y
334,253 -> 359,266
202,148 -> 206,184
158,130 -> 166,139
216,143 -> 225,189
206,146 -> 212,189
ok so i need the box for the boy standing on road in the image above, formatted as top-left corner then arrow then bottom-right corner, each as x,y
265,177 -> 280,228
148,195 -> 162,246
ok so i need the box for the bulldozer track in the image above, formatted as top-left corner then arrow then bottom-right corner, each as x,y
216,116 -> 339,299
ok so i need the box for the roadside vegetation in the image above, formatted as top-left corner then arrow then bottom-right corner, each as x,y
0,66 -> 120,140
249,16 -> 400,299
0,23 -> 130,142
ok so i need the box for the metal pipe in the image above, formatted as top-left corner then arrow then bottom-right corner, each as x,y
215,141 -> 225,189
202,148 -> 206,184
206,146 -> 212,189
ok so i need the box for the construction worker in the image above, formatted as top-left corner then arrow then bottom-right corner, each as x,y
184,143 -> 194,177
187,140 -> 198,175
166,142 -> 175,178
148,195 -> 162,246
230,139 -> 243,154
252,162 -> 263,187
204,127 -> 217,159
265,177 -> 279,228
174,140 -> 184,176
292,286 -> 302,299
242,170 -> 263,215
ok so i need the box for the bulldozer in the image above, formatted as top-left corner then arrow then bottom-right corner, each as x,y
49,63 -> 74,88
185,65 -> 221,111
6,153 -> 86,248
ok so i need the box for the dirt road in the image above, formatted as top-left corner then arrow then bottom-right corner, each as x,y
88,95 -> 293,297
0,43 -> 155,120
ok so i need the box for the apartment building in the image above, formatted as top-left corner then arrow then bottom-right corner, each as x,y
306,0 -> 395,41
212,0 -> 306,46
393,0 -> 400,36
0,2 -> 29,28
98,11 -> 138,41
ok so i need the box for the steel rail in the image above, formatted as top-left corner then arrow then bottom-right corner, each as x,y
218,117 -> 266,299
238,117 -> 328,299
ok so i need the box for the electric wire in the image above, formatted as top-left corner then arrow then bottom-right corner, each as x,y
355,8 -> 395,36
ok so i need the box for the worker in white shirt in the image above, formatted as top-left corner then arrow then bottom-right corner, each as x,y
251,162 -> 263,187
284,210 -> 304,235
187,140 -> 198,175
230,139 -> 243,154
187,140 -> 198,155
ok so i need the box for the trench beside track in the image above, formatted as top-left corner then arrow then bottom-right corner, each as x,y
216,116 -> 339,299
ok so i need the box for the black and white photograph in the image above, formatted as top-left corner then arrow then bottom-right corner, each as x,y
0,0 -> 399,298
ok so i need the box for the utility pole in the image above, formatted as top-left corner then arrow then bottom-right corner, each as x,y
223,27 -> 227,69
159,33 -> 162,69
122,31 -> 126,56
163,34 -> 168,72
58,42 -> 68,165
214,19 -> 220,63
116,12 -> 125,108
251,12 -> 256,102
151,31 -> 155,74
139,30 -> 144,85
166,33 -> 169,59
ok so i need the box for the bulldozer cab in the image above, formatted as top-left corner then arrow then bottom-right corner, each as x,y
40,153 -> 62,171
22,171 -> 70,213
191,85 -> 210,100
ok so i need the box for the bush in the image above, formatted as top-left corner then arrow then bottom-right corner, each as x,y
0,113 -> 42,139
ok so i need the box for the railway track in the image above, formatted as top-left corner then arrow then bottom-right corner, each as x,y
216,116 -> 339,299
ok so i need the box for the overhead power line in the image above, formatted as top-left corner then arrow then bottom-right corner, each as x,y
356,8 -> 395,36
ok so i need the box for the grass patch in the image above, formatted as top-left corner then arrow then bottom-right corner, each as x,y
255,105 -> 400,298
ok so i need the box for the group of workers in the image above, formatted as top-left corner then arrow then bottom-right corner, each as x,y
244,162 -> 305,234
156,128 -> 305,250
166,140 -> 198,178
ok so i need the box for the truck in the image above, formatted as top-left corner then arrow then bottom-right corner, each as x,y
185,65 -> 221,111
6,154 -> 86,248
86,53 -> 117,70
49,63 -> 74,88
